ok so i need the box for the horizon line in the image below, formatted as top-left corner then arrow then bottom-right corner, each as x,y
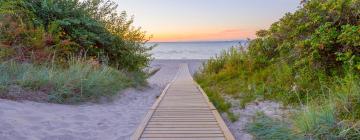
148,39 -> 249,43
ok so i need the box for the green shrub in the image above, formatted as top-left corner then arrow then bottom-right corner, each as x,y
195,0 -> 360,139
195,0 -> 360,110
0,0 -> 152,71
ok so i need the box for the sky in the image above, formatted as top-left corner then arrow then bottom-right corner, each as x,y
115,0 -> 300,42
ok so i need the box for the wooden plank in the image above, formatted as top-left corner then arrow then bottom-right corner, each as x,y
155,109 -> 210,111
145,127 -> 221,131
165,95 -> 200,96
153,112 -> 212,114
148,122 -> 218,125
163,98 -> 203,100
133,63 -> 234,140
153,113 -> 213,115
159,102 -> 206,104
163,95 -> 203,97
152,115 -> 214,117
146,124 -> 220,128
150,118 -> 216,122
155,109 -> 212,114
212,110 -> 235,140
156,107 -> 210,110
160,100 -> 204,101
159,102 -> 207,104
166,90 -> 200,93
156,107 -> 210,111
163,96 -> 201,97
151,115 -> 213,117
150,120 -> 216,122
164,94 -> 203,96
158,104 -> 208,106
159,101 -> 206,103
141,138 -> 225,140
142,133 -> 224,138
152,116 -> 215,118
163,95 -> 202,97
194,82 -> 217,110
190,69 -> 235,140
143,130 -> 222,134
131,110 -> 155,140
158,103 -> 208,105
157,105 -> 208,107
156,105 -> 210,108
152,113 -> 213,115
161,97 -> 204,99
155,109 -> 211,111
167,89 -> 199,91
160,99 -> 191,100
160,100 -> 205,102
150,83 -> 171,110
131,65 -> 182,140
156,108 -> 210,110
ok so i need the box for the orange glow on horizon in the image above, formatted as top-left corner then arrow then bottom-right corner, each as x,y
149,28 -> 256,42
117,0 -> 299,42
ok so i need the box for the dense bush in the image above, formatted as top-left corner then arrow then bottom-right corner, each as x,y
196,0 -> 360,139
197,0 -> 360,105
0,0 -> 151,103
0,0 -> 152,71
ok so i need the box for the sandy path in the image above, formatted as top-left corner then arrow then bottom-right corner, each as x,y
0,60 -> 204,140
221,97 -> 294,140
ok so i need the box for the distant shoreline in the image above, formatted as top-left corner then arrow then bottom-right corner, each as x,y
148,41 -> 240,59
148,40 -> 247,44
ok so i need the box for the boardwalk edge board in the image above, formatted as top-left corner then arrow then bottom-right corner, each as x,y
131,66 -> 181,140
193,70 -> 235,140
131,64 -> 235,140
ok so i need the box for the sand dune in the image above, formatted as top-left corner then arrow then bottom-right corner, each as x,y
0,60 -> 204,140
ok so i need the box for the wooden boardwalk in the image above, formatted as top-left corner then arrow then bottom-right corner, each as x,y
132,63 -> 235,140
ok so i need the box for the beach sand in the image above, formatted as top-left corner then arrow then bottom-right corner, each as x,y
0,59 -> 205,140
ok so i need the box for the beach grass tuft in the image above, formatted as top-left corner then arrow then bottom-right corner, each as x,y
246,112 -> 298,140
0,58 -> 144,103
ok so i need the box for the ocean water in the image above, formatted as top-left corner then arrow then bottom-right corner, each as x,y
147,41 -> 244,59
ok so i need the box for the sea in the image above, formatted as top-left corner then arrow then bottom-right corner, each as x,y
147,41 -> 246,60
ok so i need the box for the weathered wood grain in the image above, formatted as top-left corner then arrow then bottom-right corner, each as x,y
132,63 -> 235,140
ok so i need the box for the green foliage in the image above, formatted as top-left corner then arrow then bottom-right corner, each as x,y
0,0 -> 152,71
196,0 -> 360,139
197,0 -> 360,108
246,112 -> 299,140
0,58 -> 140,103
0,45 -> 14,60
199,85 -> 238,122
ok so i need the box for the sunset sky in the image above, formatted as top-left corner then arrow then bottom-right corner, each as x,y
116,0 -> 300,42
